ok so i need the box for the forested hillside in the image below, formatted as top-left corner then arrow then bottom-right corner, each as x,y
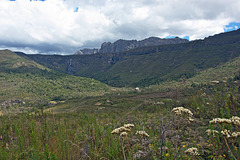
0,50 -> 109,114
18,29 -> 240,87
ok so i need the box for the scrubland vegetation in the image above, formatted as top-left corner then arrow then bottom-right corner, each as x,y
0,78 -> 239,159
0,72 -> 109,115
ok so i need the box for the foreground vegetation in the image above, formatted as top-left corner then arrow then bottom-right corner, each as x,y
0,79 -> 239,159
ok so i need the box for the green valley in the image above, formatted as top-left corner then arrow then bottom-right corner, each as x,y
0,30 -> 239,160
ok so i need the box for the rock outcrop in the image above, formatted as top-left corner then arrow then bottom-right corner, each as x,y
99,37 -> 188,54
75,37 -> 189,55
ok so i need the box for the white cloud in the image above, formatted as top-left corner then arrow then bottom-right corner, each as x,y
0,0 -> 239,54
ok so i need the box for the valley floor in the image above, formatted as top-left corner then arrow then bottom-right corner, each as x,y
0,80 -> 239,159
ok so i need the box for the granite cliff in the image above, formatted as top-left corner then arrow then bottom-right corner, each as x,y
75,37 -> 188,55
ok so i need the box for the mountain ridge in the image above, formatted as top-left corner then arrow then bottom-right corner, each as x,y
75,36 -> 188,55
16,29 -> 240,87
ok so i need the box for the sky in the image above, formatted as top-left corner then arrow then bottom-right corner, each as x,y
0,0 -> 240,55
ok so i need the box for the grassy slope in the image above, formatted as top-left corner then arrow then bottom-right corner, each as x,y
0,50 -> 110,114
146,56 -> 240,92
0,49 -> 49,72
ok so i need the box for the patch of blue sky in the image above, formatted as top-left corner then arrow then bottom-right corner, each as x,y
74,7 -> 79,12
183,36 -> 189,40
9,0 -> 15,1
224,22 -> 240,32
165,35 -> 176,39
165,35 -> 189,40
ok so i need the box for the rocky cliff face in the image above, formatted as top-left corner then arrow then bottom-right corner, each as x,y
99,39 -> 139,53
75,37 -> 189,55
99,37 -> 189,54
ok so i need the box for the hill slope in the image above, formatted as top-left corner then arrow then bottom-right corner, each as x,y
17,29 -> 240,87
0,49 -> 49,73
95,29 -> 240,86
0,50 -> 109,114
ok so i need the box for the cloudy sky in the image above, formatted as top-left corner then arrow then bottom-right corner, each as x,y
0,0 -> 240,55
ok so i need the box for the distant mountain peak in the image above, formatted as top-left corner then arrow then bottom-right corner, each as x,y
104,36 -> 189,53
75,36 -> 189,55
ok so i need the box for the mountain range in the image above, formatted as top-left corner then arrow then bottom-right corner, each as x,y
75,36 -> 188,55
15,29 -> 240,87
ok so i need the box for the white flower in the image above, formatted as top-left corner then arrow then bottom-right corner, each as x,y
209,118 -> 231,124
231,132 -> 240,138
230,116 -> 240,126
206,129 -> 219,137
172,107 -> 194,122
111,127 -> 131,134
124,124 -> 135,129
120,132 -> 128,137
221,129 -> 231,138
136,131 -> 149,138
185,147 -> 200,156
